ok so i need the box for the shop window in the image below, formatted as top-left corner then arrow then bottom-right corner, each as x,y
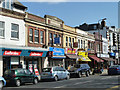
11,23 -> 19,39
34,29 -> 39,43
11,57 -> 19,65
0,21 -> 5,37
29,28 -> 33,42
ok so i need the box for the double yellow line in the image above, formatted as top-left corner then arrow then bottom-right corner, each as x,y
106,85 -> 120,90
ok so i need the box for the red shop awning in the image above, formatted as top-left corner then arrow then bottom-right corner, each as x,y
89,55 -> 104,62
100,57 -> 116,61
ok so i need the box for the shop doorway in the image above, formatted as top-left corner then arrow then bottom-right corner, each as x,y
3,57 -> 11,73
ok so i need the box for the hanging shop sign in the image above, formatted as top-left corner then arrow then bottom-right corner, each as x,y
30,52 -> 43,56
3,50 -> 22,56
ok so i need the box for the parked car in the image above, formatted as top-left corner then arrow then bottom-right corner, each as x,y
108,65 -> 120,75
68,64 -> 91,78
4,69 -> 39,87
41,66 -> 70,81
0,76 -> 6,89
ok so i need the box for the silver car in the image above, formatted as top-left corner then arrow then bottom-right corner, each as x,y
41,66 -> 70,81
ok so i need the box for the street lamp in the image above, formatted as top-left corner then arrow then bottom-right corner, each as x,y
98,18 -> 107,68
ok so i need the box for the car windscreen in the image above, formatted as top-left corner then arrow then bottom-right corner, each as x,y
42,68 -> 51,72
4,70 -> 15,75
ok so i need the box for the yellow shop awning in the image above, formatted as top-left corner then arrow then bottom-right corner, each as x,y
78,55 -> 91,62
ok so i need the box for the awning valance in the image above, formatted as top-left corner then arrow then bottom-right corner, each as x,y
100,57 -> 116,61
51,56 -> 66,59
66,54 -> 80,59
78,55 -> 91,62
89,55 -> 104,62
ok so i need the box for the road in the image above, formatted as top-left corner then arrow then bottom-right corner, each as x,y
3,74 -> 120,90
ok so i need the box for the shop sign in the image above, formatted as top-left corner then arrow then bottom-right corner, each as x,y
110,52 -> 115,56
30,52 -> 43,56
53,48 -> 64,56
65,48 -> 77,54
3,50 -> 21,56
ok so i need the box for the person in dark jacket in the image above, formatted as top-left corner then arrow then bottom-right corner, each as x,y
18,62 -> 23,68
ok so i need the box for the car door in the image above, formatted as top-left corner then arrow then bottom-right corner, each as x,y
24,69 -> 33,83
57,67 -> 63,79
61,68 -> 67,79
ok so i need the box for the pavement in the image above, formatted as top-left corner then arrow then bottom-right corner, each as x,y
102,69 -> 108,75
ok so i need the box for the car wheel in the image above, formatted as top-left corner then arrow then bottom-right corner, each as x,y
66,75 -> 70,80
86,71 -> 89,77
54,76 -> 58,81
78,72 -> 82,78
16,80 -> 21,87
33,78 -> 38,84
0,81 -> 3,89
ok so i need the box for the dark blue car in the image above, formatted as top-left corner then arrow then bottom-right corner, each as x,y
108,65 -> 120,75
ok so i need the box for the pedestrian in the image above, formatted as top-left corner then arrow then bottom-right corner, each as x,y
18,62 -> 23,68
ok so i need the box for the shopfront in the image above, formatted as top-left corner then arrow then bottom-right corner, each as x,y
0,47 -> 48,77
88,54 -> 104,69
77,51 -> 91,67
65,48 -> 79,69
48,47 -> 66,67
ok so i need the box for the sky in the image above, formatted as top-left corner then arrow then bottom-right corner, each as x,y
20,1 -> 118,28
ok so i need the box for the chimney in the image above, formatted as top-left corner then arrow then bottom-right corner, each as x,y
101,20 -> 106,29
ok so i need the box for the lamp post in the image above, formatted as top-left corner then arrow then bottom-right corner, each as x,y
98,18 -> 107,68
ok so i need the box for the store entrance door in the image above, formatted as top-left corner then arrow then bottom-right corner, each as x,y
3,57 -> 11,73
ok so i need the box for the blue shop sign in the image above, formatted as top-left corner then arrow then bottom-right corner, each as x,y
49,47 -> 64,56
110,52 -> 115,56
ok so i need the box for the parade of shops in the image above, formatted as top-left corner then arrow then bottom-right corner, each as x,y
0,0 -> 118,77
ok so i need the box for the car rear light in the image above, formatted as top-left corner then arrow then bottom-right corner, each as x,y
50,69 -> 52,73
116,68 -> 119,70
12,74 -> 16,77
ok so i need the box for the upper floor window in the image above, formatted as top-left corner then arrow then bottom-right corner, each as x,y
11,23 -> 19,39
49,33 -> 53,44
78,39 -> 80,48
84,41 -> 85,49
0,21 -> 5,37
58,35 -> 61,44
34,30 -> 39,43
2,0 -> 13,10
66,37 -> 68,47
40,31 -> 44,44
69,37 -> 71,47
81,40 -> 82,48
72,38 -> 74,47
29,28 -> 33,42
